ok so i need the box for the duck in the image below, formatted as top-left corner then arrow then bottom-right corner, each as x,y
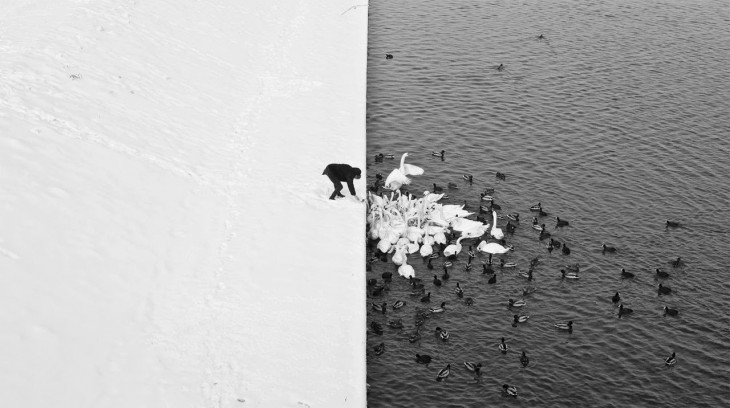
490,202 -> 502,211
432,183 -> 444,192
409,329 -> 421,343
409,276 -> 423,285
658,284 -> 672,295
532,223 -> 544,231
463,174 -> 473,182
443,261 -> 453,267
562,244 -> 571,255
539,227 -> 551,240
436,364 -> 451,381
374,153 -> 385,161
381,271 -> 393,282
415,353 -> 432,365
372,302 -> 387,314
433,275 -> 442,287
509,298 -> 526,307
426,257 -> 434,269
371,285 -> 385,296
520,351 -> 529,367
513,314 -> 529,324
414,315 -> 425,327
466,246 -> 476,258
388,318 -> 404,329
561,269 -> 579,280
672,257 -> 683,267
441,267 -> 450,281
464,361 -> 482,372
506,221 -> 516,233
620,268 -> 635,279
663,306 -> 679,316
482,263 -> 494,274
550,238 -> 562,249
556,217 -> 569,227
612,292 -> 621,303
618,304 -> 634,317
385,53 -> 393,59
435,326 -> 449,341
432,150 -> 445,158
666,220 -> 680,228
499,337 -> 509,353
656,268 -> 670,278
447,182 -> 458,189
374,342 -> 385,355
518,269 -> 533,280
367,278 -> 377,286
555,321 -> 573,331
420,292 -> 431,302
370,321 -> 384,335
547,240 -> 554,252
496,172 -> 506,180
409,288 -> 424,297
455,282 -> 464,297
392,300 -> 406,310
507,213 -> 520,222
488,274 -> 497,284
530,202 -> 542,212
429,302 -> 447,314
464,297 -> 475,306
665,352 -> 677,366
602,244 -> 617,253
502,384 -> 518,397
522,286 -> 537,296
502,261 -> 517,268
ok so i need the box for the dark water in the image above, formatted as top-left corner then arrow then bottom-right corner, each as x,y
365,0 -> 730,406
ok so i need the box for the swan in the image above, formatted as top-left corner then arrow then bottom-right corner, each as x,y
384,153 -> 424,190
477,241 -> 510,254
392,245 -> 407,266
419,242 -> 434,258
398,262 -> 415,279
443,236 -> 465,258
490,210 -> 504,239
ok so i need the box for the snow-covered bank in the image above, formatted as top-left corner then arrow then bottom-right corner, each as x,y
0,1 -> 367,406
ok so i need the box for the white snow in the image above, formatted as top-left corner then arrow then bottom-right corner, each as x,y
0,1 -> 367,406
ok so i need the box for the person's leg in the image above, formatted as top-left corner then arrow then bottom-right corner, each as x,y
323,166 -> 343,199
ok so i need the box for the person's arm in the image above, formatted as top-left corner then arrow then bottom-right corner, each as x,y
346,177 -> 357,196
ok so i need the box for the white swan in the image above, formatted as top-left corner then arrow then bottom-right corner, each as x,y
477,241 -> 510,254
392,245 -> 407,266
490,210 -> 504,239
398,262 -> 415,279
384,153 -> 424,190
443,237 -> 465,258
419,242 -> 433,257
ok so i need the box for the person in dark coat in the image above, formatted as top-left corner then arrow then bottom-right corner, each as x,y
322,163 -> 362,200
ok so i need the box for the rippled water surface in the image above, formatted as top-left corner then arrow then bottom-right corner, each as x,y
365,0 -> 730,406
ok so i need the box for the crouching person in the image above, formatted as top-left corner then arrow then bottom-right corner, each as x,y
322,163 -> 362,200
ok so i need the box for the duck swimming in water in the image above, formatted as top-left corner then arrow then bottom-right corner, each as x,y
432,150 -> 445,158
556,217 -> 569,227
433,275 -> 442,286
435,326 -> 450,341
385,53 -> 393,59
665,352 -> 677,366
392,300 -> 406,310
666,220 -> 680,228
562,244 -> 571,255
555,321 -> 573,331
430,302 -> 447,314
421,292 -> 431,302
612,292 -> 621,303
499,337 -> 509,353
415,353 -> 432,365
488,274 -> 497,284
621,268 -> 635,279
509,298 -> 527,307
371,321 -> 384,335
658,284 -> 672,295
561,269 -> 579,280
602,244 -> 617,253
502,384 -> 518,397
388,318 -> 404,329
436,364 -> 451,381
455,282 -> 464,298
618,304 -> 634,317
513,314 -> 529,324
520,351 -> 529,367
656,268 -> 670,278
372,302 -> 387,314
663,306 -> 679,316
672,257 -> 683,267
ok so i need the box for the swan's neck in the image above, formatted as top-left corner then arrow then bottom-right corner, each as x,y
399,153 -> 407,170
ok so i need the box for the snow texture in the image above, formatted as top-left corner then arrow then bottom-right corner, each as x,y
0,0 -> 367,406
